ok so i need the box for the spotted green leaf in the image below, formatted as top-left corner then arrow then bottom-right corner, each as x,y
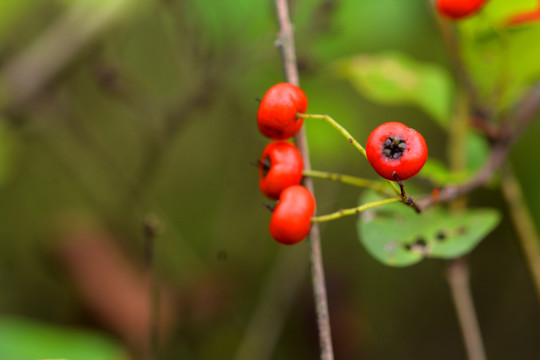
356,191 -> 501,267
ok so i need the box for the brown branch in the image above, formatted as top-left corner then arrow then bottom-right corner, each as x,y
418,81 -> 540,210
274,1 -> 335,359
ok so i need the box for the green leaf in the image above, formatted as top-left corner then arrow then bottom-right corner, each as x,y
334,52 -> 454,127
0,316 -> 128,360
418,158 -> 469,186
357,191 -> 501,267
466,131 -> 490,172
459,0 -> 540,110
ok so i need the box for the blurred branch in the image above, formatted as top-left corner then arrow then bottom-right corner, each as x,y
446,94 -> 486,360
142,214 -> 162,360
0,0 -> 142,112
274,1 -> 335,359
120,75 -> 218,211
501,165 -> 540,304
234,248 -> 307,360
418,80 -> 540,211
434,15 -> 487,120
446,259 -> 486,360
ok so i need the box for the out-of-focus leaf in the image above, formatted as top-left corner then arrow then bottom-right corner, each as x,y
418,131 -> 489,186
466,131 -> 490,172
0,0 -> 33,41
459,0 -> 540,110
334,52 -> 454,127
419,158 -> 468,186
357,191 -> 501,267
0,316 -> 128,360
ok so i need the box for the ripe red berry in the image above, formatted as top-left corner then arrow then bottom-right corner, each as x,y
269,185 -> 315,245
366,122 -> 428,181
436,0 -> 487,20
259,141 -> 304,200
257,83 -> 308,140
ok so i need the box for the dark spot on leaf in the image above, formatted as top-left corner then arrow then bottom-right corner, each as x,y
436,231 -> 447,241
415,237 -> 427,247
457,226 -> 467,235
403,243 -> 412,251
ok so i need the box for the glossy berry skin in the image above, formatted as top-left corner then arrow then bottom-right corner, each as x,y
269,185 -> 315,245
257,83 -> 308,140
436,0 -> 487,20
366,122 -> 427,181
259,141 -> 304,200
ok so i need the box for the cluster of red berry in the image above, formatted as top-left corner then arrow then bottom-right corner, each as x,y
256,83 -> 429,245
257,83 -> 315,245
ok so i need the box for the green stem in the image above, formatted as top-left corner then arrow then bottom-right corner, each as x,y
298,113 -> 367,158
311,197 -> 400,223
303,169 -> 389,193
298,113 -> 402,197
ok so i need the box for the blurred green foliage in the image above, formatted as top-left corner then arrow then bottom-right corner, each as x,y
0,0 -> 538,359
0,316 -> 126,360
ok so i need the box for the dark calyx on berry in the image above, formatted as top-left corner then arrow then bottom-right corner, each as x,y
260,157 -> 271,177
382,136 -> 407,159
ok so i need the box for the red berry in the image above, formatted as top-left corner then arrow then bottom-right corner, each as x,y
366,122 -> 428,181
259,141 -> 304,200
269,185 -> 315,245
257,83 -> 308,140
436,0 -> 487,20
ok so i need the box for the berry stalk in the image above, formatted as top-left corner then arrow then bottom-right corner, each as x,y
297,113 -> 367,158
311,197 -> 400,223
303,169 -> 390,194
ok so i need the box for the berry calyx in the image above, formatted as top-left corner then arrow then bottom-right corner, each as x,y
258,141 -> 304,199
436,0 -> 487,20
257,83 -> 308,140
269,185 -> 315,245
366,122 -> 428,181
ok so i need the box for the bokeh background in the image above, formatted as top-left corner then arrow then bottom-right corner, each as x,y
0,0 -> 539,359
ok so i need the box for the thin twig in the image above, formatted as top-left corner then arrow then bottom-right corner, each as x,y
433,8 -> 498,138
142,214 -> 161,360
500,165 -> 540,303
446,259 -> 487,360
298,113 -> 367,158
311,198 -> 400,223
303,169 -> 391,195
446,94 -> 487,360
234,248 -> 308,360
418,80 -> 540,210
434,15 -> 483,115
1,0 -> 141,109
274,1 -> 335,359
